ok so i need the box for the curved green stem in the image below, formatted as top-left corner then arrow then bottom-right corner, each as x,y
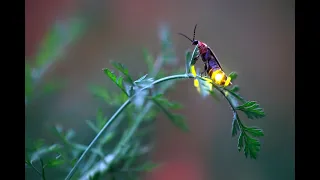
196,75 -> 245,130
65,73 -> 194,180
65,100 -> 130,180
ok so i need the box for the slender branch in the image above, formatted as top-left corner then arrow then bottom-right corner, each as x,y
65,100 -> 131,180
79,56 -> 181,178
196,76 -> 245,130
82,103 -> 153,180
40,158 -> 46,180
29,162 -> 42,177
79,146 -> 152,180
65,73 -> 194,180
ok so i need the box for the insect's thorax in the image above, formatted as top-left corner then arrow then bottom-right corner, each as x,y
198,41 -> 208,55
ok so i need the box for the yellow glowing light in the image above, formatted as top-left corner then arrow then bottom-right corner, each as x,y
190,65 -> 197,76
211,69 -> 221,80
224,76 -> 232,87
214,73 -> 224,83
194,79 -> 199,87
190,65 -> 214,93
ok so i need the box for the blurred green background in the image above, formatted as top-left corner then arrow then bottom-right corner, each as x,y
25,0 -> 294,179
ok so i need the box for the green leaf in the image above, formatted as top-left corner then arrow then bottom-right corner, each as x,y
159,25 -> 176,64
143,48 -> 154,72
152,98 -> 188,132
243,135 -> 261,159
111,61 -> 134,85
45,158 -> 65,168
86,120 -> 99,133
54,125 -> 63,134
134,161 -> 160,172
167,113 -> 189,131
236,101 -> 265,119
100,132 -> 115,144
86,108 -> 107,133
144,109 -> 158,121
224,87 -> 245,103
185,51 -> 192,73
134,75 -> 154,88
238,132 -> 244,152
33,139 -> 45,150
103,68 -> 128,96
245,127 -> 264,137
117,76 -> 124,90
96,108 -> 106,129
30,144 -> 63,162
231,113 -> 240,137
103,68 -> 117,82
70,158 -> 78,166
196,77 -> 212,98
151,94 -> 183,109
47,144 -> 62,152
129,75 -> 154,107
237,132 -> 262,159
230,85 -> 240,93
89,172 -> 101,180
113,91 -> 131,105
229,72 -> 238,81
65,129 -> 76,141
190,45 -> 200,65
72,144 -> 104,157
134,74 -> 148,84
209,89 -> 221,102
89,85 -> 110,102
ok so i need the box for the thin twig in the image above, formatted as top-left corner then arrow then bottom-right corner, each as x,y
79,146 -> 152,180
65,73 -> 193,180
29,162 -> 42,177
197,75 -> 245,130
40,158 -> 46,180
65,100 -> 131,180
78,55 -> 169,179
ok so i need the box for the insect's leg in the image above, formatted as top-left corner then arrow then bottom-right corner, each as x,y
200,63 -> 207,77
192,55 -> 200,64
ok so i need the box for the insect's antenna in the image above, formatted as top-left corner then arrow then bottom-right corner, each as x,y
178,33 -> 193,43
193,24 -> 198,41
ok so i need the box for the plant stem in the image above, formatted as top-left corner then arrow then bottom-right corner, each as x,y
65,73 -> 194,180
109,102 -> 153,167
65,100 -> 130,180
40,158 -> 46,180
29,162 -> 42,177
197,76 -> 245,131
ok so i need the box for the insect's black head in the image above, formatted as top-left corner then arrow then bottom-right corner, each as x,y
192,40 -> 198,45
178,24 -> 199,46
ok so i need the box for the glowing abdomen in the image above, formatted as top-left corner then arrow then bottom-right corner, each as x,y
207,60 -> 231,86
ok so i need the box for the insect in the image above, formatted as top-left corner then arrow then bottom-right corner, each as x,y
178,24 -> 232,86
